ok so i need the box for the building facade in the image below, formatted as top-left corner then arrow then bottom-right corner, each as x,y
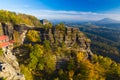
0,36 -> 14,48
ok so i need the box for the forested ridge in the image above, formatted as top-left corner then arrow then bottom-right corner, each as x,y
0,10 -> 120,80
0,10 -> 42,27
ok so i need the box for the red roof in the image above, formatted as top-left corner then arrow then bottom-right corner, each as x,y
0,36 -> 8,41
0,35 -> 14,48
0,42 -> 10,48
9,40 -> 14,43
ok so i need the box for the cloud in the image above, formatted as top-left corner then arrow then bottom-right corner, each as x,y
6,9 -> 120,21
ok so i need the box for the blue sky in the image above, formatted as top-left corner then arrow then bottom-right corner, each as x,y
0,0 -> 120,20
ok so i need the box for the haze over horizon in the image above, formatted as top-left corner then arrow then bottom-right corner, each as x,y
1,0 -> 120,21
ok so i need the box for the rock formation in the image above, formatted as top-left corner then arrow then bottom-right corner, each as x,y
0,47 -> 25,80
0,23 -> 25,80
0,22 -> 92,59
32,27 -> 93,58
0,22 -> 93,79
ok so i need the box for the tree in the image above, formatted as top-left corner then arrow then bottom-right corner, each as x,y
26,30 -> 40,42
0,48 -> 3,56
28,44 -> 44,70
44,23 -> 52,30
43,40 -> 51,52
56,23 -> 66,31
76,52 -> 86,62
20,65 -> 33,80
44,54 -> 56,74
67,59 -> 75,70
74,60 -> 93,80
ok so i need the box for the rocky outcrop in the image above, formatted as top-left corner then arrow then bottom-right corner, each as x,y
0,47 -> 25,80
0,23 -> 30,45
33,27 -> 93,59
0,23 -> 25,80
0,23 -> 4,36
0,23 -> 92,58
29,27 -> 93,69
0,22 -> 93,59
0,22 -> 93,79
0,23 -> 14,40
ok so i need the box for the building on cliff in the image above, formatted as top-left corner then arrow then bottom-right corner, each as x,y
0,35 -> 14,48
40,19 -> 50,25
0,35 -> 25,80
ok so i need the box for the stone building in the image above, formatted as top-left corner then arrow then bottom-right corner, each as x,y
40,19 -> 50,25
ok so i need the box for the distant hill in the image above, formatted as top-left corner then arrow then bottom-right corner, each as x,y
95,18 -> 120,24
88,18 -> 120,29
51,18 -> 120,29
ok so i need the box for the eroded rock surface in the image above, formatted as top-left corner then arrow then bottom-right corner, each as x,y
33,27 -> 93,58
0,47 -> 25,80
0,22 -> 93,79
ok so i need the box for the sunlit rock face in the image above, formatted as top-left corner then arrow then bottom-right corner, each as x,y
0,22 -> 93,58
0,22 -> 93,79
33,27 -> 93,58
0,23 -> 25,80
0,47 -> 25,80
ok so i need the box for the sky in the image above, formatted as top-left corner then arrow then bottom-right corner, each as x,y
0,0 -> 120,21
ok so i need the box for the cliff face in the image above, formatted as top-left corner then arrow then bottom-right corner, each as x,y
0,23 -> 13,39
0,22 -> 93,79
0,23 -> 25,80
0,23 -> 29,45
0,47 -> 25,80
34,27 -> 93,59
0,22 -> 93,58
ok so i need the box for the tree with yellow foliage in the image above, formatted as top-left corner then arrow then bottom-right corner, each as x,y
26,30 -> 40,42
76,52 -> 86,62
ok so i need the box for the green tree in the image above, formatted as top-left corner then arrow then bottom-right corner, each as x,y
0,48 -> 3,56
44,23 -> 52,30
67,59 -> 75,70
20,65 -> 33,80
26,30 -> 40,42
28,44 -> 44,70
43,40 -> 51,52
56,23 -> 66,31
44,54 -> 56,74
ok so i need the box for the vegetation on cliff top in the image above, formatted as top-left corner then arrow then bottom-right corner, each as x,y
0,10 -> 42,27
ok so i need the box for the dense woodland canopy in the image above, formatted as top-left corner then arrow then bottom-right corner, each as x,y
16,42 -> 120,80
